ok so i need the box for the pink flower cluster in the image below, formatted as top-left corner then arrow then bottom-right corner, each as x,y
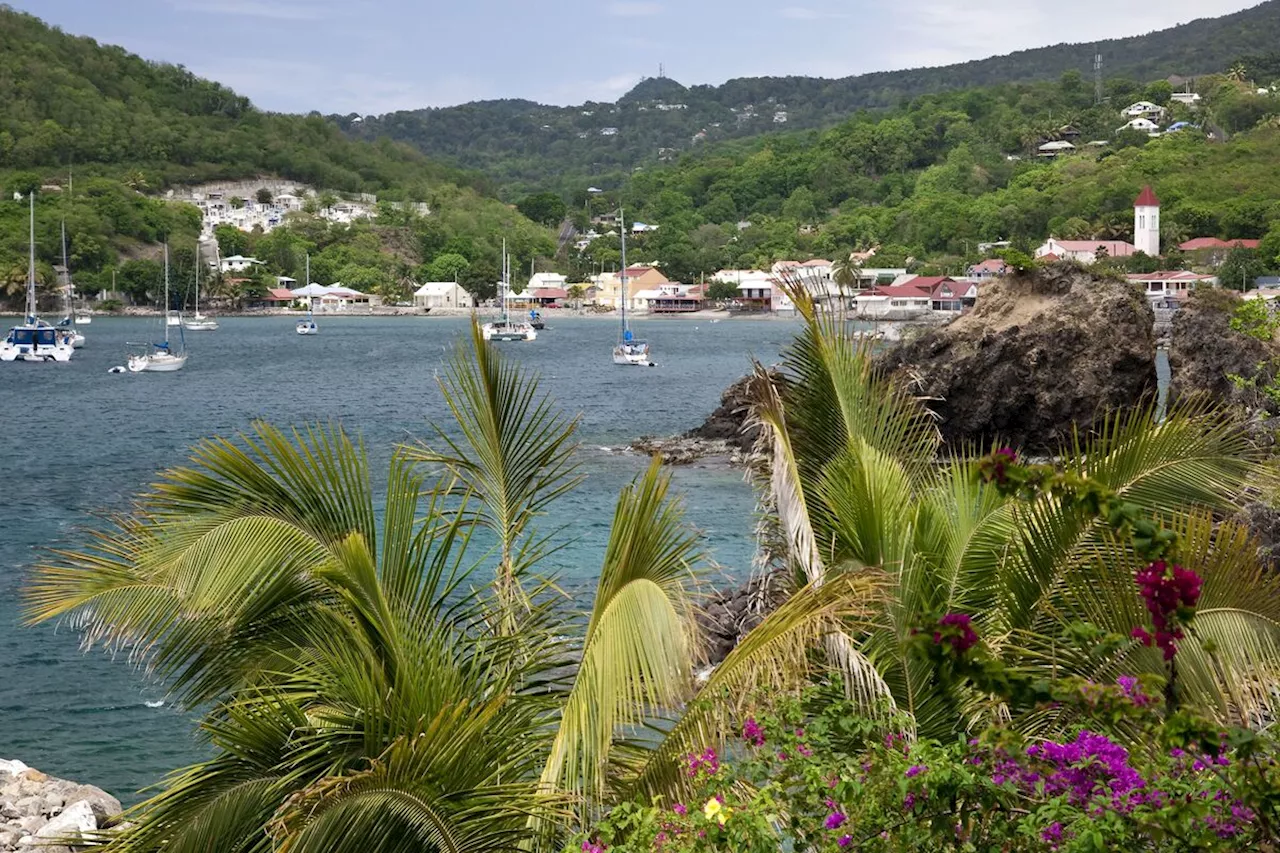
686,747 -> 719,778
742,717 -> 765,746
1025,730 -> 1146,810
1131,561 -> 1202,661
581,840 -> 606,853
934,613 -> 979,654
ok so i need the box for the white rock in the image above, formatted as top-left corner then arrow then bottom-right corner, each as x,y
34,800 -> 95,844
0,762 -> 28,778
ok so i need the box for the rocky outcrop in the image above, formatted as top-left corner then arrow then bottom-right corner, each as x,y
0,760 -> 122,852
874,262 -> 1157,454
634,371 -> 775,465
696,571 -> 790,665
1168,287 -> 1280,417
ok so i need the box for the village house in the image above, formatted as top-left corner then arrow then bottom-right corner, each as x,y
1121,101 -> 1167,121
1038,140 -> 1076,157
1170,92 -> 1201,106
1178,237 -> 1261,266
527,272 -> 568,292
413,281 -> 475,310
852,282 -> 933,318
1126,271 -> 1216,303
967,258 -> 1008,279
636,283 -> 705,314
219,255 -> 264,274
1035,238 -> 1137,264
591,265 -> 670,310
1118,117 -> 1161,134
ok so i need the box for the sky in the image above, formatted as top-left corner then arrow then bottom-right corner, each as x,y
21,0 -> 1261,115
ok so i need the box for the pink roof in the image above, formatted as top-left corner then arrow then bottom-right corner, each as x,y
1125,271 -> 1215,282
970,258 -> 1007,273
1040,252 -> 1061,261
532,287 -> 568,299
266,288 -> 295,300
801,258 -> 831,267
1134,185 -> 1161,207
866,282 -> 933,299
1178,237 -> 1260,250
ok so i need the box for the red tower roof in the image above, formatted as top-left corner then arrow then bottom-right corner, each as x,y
1134,185 -> 1160,207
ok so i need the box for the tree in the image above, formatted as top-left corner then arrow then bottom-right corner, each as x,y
566,283 -> 586,310
705,279 -> 739,301
516,192 -> 567,227
1219,246 -> 1268,289
213,224 -> 250,258
1143,80 -> 1175,106
26,323 -> 868,849
425,251 -> 470,283
255,187 -> 273,205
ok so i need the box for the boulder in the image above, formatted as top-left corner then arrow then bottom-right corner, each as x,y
1168,287 -> 1280,417
684,371 -> 775,453
875,262 -> 1157,454
0,762 -> 121,852
34,801 -> 95,846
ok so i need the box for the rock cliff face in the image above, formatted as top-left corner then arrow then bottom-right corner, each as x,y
0,760 -> 122,852
1168,287 -> 1279,413
633,371 -> 773,464
875,262 -> 1157,454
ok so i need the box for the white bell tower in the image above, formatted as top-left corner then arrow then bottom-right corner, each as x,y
1134,185 -> 1160,257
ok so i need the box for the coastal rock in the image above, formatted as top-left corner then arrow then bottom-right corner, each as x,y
1168,288 -> 1280,418
697,571 -> 789,665
0,761 -> 121,853
874,262 -> 1157,454
684,372 -> 771,453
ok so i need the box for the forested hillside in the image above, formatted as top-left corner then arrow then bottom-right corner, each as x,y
0,7 -> 553,307
341,1 -> 1280,197
574,70 -> 1280,283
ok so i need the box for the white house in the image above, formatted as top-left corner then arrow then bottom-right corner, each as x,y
1035,238 -> 1137,264
1126,271 -> 1216,302
414,281 -> 474,309
220,255 -> 264,274
1122,101 -> 1166,120
527,272 -> 568,292
1170,92 -> 1201,106
1118,117 -> 1161,134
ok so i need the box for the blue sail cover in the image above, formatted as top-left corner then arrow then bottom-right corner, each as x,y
624,329 -> 633,342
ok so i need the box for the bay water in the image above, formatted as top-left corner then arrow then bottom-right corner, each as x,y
0,314 -> 798,801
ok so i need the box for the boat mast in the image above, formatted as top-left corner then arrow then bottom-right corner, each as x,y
619,206 -> 627,336
501,238 -> 508,322
194,241 -> 200,316
305,253 -> 312,318
26,192 -> 36,322
163,242 -> 170,347
61,220 -> 71,318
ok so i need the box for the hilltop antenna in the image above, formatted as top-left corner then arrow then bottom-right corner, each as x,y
1093,46 -> 1104,104
658,62 -> 664,79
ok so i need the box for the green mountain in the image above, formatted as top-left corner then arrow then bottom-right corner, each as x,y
568,72 -> 1280,284
340,1 -> 1280,198
0,7 -> 553,307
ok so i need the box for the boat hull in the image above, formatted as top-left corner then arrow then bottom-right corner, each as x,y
128,352 -> 188,372
296,322 -> 318,335
183,320 -> 219,331
613,343 -> 653,367
1,345 -> 73,362
482,322 -> 536,342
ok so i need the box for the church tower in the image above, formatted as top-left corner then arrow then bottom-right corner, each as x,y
1134,185 -> 1160,257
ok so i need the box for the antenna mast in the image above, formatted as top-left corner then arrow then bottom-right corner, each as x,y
1094,46 -> 1104,105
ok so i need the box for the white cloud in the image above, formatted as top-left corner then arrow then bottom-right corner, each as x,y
607,2 -> 663,17
168,0 -> 336,20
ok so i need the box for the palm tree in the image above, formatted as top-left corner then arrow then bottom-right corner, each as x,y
746,282 -> 1280,739
1228,62 -> 1249,84
26,320 -> 883,850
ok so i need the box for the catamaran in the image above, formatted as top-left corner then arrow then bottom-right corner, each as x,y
481,240 -> 536,342
183,245 -> 218,331
612,207 -> 653,367
2,192 -> 74,363
296,254 -> 318,335
55,222 -> 85,348
128,243 -> 188,372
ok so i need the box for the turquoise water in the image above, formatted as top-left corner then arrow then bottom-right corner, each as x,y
0,314 -> 799,801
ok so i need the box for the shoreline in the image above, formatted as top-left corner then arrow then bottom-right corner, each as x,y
0,307 -> 802,321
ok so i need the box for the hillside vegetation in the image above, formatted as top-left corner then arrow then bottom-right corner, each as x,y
575,70 -> 1280,282
342,1 -> 1280,196
0,7 -> 552,306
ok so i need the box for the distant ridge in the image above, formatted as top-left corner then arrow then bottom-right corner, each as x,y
342,1 -> 1280,194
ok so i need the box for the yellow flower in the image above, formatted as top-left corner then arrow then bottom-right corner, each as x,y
703,797 -> 729,825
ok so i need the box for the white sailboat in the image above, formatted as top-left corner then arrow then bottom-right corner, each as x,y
481,240 -> 536,342
296,254 -> 318,335
2,192 -> 74,363
128,243 -> 188,372
612,207 -> 653,367
55,222 -> 86,348
183,243 -> 218,331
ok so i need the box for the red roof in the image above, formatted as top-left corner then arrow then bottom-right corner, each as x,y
866,282 -> 933,299
1178,237 -> 1260,251
532,287 -> 568,299
1125,271 -> 1215,282
1134,185 -> 1160,207
1040,253 -> 1061,261
266,288 -> 295,300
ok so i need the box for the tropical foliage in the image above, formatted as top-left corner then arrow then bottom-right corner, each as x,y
25,287 -> 1280,849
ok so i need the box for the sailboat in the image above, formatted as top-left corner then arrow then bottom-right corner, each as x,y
183,244 -> 218,330
612,207 -> 653,367
481,241 -> 536,342
296,254 -> 318,335
128,243 -> 188,372
2,192 -> 74,363
55,222 -> 86,348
